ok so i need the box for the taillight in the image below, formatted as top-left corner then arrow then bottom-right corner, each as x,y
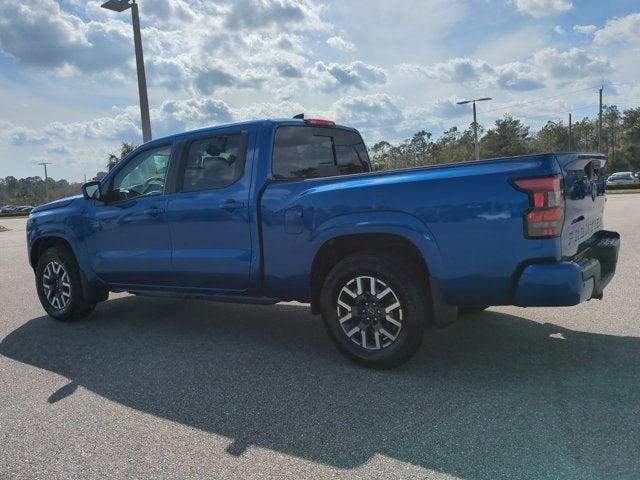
304,118 -> 336,127
513,175 -> 564,238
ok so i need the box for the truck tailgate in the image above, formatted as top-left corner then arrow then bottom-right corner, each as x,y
557,154 -> 607,258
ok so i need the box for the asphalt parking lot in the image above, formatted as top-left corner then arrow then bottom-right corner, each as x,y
1,194 -> 639,480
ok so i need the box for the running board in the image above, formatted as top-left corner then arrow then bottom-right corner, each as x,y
127,290 -> 281,306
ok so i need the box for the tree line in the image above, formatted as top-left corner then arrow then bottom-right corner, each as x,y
1,107 -> 638,206
371,106 -> 640,173
0,143 -> 135,207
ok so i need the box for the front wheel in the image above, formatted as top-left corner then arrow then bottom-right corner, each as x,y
320,253 -> 430,368
35,246 -> 96,322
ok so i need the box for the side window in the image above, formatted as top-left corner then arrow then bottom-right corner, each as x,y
335,144 -> 369,175
354,143 -> 371,168
181,134 -> 247,192
273,126 -> 370,179
111,145 -> 171,201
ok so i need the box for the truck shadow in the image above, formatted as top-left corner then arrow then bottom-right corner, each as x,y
1,296 -> 639,479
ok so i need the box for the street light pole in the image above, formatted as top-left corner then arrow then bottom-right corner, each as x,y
130,2 -> 152,143
457,97 -> 492,161
101,0 -> 152,142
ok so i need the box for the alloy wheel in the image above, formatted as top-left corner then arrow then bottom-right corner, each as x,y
336,276 -> 403,350
42,261 -> 71,310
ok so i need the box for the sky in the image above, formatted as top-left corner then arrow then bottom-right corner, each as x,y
0,0 -> 639,181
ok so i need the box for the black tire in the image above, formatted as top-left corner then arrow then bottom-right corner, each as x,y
320,252 -> 431,368
35,246 -> 97,322
459,306 -> 489,314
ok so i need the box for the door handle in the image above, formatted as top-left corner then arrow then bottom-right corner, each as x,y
143,206 -> 164,217
220,199 -> 245,211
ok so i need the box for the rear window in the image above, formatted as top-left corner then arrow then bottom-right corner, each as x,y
273,126 -> 370,179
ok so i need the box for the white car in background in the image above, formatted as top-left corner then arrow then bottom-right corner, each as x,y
606,171 -> 639,187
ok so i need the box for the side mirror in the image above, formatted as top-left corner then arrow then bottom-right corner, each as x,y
82,181 -> 102,200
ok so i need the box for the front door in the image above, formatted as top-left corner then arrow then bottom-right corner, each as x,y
167,132 -> 252,291
85,144 -> 174,287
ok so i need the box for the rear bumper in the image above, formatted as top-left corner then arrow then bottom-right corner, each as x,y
513,230 -> 620,307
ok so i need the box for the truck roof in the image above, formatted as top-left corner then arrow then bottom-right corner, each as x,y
143,118 -> 358,148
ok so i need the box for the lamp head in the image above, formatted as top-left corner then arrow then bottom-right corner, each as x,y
101,0 -> 132,12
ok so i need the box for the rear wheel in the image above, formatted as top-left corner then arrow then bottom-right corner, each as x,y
35,246 -> 96,322
320,253 -> 430,368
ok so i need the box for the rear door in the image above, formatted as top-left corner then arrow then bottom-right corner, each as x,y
558,154 -> 607,257
166,129 -> 253,291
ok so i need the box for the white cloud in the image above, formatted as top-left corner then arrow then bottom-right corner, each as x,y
234,100 -> 306,120
554,25 -> 565,34
418,57 -> 494,83
401,46 -> 609,93
2,96 -> 302,150
43,110 -> 142,142
331,94 -> 403,129
426,98 -> 467,119
193,65 -> 267,95
494,62 -> 545,91
512,0 -> 573,18
140,0 -> 197,27
489,98 -> 571,122
223,0 -> 328,31
0,0 -> 132,74
3,125 -> 49,146
326,36 -> 355,51
401,57 -> 544,91
593,13 -> 640,45
312,61 -> 387,91
573,24 -> 597,35
533,48 -> 610,80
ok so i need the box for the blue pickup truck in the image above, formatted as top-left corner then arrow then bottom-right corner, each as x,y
26,118 -> 620,367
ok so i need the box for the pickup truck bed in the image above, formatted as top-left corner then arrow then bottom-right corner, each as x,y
261,150 -> 616,308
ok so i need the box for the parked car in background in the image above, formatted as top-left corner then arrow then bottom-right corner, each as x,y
26,118 -> 620,368
1,205 -> 17,213
606,171 -> 639,187
16,206 -> 34,214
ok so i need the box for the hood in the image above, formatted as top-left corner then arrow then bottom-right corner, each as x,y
32,195 -> 83,214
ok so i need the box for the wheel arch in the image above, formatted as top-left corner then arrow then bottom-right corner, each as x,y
30,235 -> 76,269
309,232 -> 433,314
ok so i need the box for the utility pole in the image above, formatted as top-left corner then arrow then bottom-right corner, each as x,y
456,97 -> 492,161
598,86 -> 603,153
568,113 -> 572,151
38,162 -> 52,202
